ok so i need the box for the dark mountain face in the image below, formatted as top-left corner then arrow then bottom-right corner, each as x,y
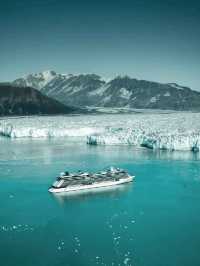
41,74 -> 105,107
13,71 -> 200,111
0,84 -> 76,116
102,77 -> 200,110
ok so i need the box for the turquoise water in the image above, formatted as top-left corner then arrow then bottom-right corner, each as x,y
0,138 -> 200,266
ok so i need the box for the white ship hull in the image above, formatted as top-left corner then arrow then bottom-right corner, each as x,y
49,175 -> 134,193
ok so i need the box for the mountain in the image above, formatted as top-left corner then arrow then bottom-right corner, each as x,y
13,71 -> 200,111
0,84 -> 77,116
13,70 -> 57,90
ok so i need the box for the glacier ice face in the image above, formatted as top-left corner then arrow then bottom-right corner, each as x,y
0,112 -> 200,151
0,116 -> 105,139
87,129 -> 200,151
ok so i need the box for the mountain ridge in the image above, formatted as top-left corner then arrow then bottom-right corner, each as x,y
13,70 -> 200,111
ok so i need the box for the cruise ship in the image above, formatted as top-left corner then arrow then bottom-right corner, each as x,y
49,167 -> 134,193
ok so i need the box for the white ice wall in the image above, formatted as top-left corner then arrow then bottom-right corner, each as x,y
0,112 -> 200,151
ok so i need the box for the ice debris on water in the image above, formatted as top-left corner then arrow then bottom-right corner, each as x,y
0,224 -> 34,232
123,257 -> 131,265
74,236 -> 81,246
57,240 -> 65,251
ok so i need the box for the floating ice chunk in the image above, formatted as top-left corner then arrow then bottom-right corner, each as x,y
123,257 -> 130,265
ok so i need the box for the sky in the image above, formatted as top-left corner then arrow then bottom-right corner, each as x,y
0,0 -> 200,90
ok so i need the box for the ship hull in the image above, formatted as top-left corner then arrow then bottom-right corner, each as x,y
49,175 -> 134,193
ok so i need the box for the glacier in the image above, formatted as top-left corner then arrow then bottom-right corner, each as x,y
0,112 -> 200,151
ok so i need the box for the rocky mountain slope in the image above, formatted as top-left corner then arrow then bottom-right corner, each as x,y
0,84 -> 77,116
13,71 -> 200,111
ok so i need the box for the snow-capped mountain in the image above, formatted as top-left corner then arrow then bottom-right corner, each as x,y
13,71 -> 200,111
13,70 -> 58,90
